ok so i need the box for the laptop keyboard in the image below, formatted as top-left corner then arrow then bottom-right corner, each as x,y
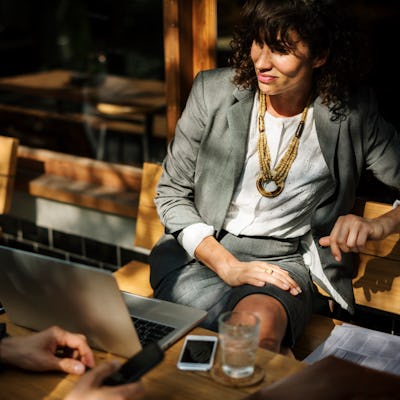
132,316 -> 174,346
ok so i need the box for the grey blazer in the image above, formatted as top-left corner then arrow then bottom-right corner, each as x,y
150,67 -> 400,313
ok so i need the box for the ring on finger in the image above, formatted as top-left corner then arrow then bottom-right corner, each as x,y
265,267 -> 273,275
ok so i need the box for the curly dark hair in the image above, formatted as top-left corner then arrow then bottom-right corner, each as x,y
230,0 -> 369,112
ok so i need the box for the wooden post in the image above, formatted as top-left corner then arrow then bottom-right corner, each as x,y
0,136 -> 19,214
163,0 -> 217,141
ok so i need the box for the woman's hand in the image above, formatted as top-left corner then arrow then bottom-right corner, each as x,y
219,259 -> 302,295
195,236 -> 302,296
319,212 -> 397,262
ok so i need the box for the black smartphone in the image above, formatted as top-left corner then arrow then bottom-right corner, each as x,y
103,341 -> 164,386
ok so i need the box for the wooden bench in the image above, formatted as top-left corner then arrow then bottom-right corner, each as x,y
114,162 -> 400,359
15,145 -> 143,218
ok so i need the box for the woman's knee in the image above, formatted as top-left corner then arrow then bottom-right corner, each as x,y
233,294 -> 288,353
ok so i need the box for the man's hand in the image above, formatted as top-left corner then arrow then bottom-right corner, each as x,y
0,325 -> 95,374
65,361 -> 145,400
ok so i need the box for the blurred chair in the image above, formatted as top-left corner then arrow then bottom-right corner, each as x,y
0,135 -> 19,216
113,162 -> 163,296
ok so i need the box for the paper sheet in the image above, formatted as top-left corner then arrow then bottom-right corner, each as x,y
304,323 -> 400,375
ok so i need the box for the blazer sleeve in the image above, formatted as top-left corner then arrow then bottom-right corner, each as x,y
154,71 -> 210,234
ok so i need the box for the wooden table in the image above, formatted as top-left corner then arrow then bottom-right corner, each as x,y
0,313 -> 305,400
0,69 -> 166,110
0,69 -> 167,161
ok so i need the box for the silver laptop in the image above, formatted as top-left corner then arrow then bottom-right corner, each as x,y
0,245 -> 207,358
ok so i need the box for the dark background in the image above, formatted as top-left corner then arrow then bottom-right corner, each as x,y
0,0 -> 399,201
0,0 -> 164,79
0,0 -> 399,126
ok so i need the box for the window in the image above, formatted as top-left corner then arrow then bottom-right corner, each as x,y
0,0 -> 167,166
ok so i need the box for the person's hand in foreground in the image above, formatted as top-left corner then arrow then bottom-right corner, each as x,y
0,325 -> 95,374
64,360 -> 145,400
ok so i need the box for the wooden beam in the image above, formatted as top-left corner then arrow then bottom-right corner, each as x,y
163,0 -> 182,142
163,0 -> 217,141
192,0 -> 217,74
0,136 -> 19,214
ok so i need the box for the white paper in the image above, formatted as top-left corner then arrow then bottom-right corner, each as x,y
304,323 -> 400,375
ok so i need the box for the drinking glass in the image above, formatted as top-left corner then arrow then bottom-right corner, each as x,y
218,311 -> 260,379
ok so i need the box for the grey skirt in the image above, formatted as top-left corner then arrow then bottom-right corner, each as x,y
152,231 -> 315,347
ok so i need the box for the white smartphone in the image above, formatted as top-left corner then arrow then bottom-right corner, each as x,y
177,334 -> 218,371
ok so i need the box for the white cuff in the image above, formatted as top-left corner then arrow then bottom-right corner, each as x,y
393,199 -> 400,209
181,223 -> 215,257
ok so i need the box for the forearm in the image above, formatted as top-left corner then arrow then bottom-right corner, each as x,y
194,235 -> 238,275
375,205 -> 400,238
0,323 -> 10,366
0,336 -> 18,366
0,335 -> 38,369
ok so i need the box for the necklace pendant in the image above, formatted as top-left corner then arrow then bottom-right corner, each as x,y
256,176 -> 284,197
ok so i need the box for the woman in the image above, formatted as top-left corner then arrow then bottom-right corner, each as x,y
150,0 -> 400,354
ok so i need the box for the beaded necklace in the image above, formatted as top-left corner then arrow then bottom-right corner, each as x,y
256,91 -> 310,197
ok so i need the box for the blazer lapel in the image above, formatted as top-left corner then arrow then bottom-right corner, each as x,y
227,88 -> 255,184
314,98 -> 341,185
212,88 -> 254,232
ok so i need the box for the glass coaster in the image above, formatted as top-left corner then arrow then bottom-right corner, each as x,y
210,364 -> 265,387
